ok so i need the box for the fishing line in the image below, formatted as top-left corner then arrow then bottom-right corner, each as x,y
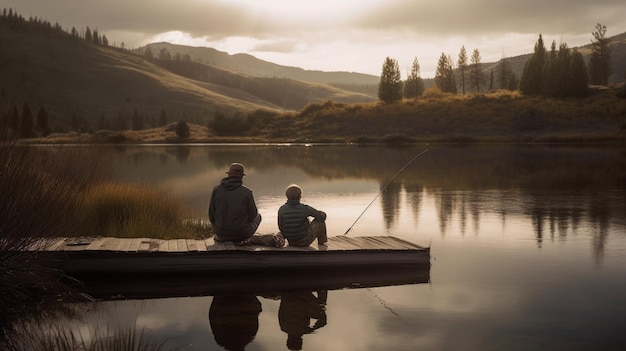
344,148 -> 429,236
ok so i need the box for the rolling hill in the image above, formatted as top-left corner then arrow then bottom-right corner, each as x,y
141,42 -> 381,86
1,8 -> 625,135
0,12 -> 375,133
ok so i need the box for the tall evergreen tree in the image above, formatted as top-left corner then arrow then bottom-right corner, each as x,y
469,48 -> 485,93
20,102 -> 33,138
404,57 -> 424,99
175,120 -> 190,138
435,53 -> 457,94
8,104 -> 19,133
70,112 -> 81,132
589,23 -> 612,86
378,57 -> 403,103
84,26 -> 92,42
569,49 -> 589,98
457,46 -> 468,95
498,57 -> 508,90
159,108 -> 168,126
36,106 -> 49,137
520,34 -> 547,95
542,41 -> 559,97
131,109 -> 143,131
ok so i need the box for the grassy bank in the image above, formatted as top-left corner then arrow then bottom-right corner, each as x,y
0,141 -> 212,334
27,88 -> 626,144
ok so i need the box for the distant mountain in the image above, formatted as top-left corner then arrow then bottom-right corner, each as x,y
145,31 -> 626,95
141,42 -> 381,86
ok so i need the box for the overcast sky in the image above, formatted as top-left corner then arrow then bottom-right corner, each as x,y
5,0 -> 626,78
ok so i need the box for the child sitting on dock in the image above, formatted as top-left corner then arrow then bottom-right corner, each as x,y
278,184 -> 327,247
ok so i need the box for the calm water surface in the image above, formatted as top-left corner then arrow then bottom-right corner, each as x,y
41,145 -> 626,350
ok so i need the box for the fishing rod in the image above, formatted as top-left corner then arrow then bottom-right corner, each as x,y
344,148 -> 429,236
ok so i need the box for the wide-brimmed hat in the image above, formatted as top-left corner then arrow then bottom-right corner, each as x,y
226,163 -> 246,177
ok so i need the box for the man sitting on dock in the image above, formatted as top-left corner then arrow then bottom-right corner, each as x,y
209,163 -> 284,247
278,184 -> 327,246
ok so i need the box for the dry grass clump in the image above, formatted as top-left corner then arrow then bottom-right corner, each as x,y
0,141 -> 108,332
76,182 -> 211,239
7,320 -> 168,351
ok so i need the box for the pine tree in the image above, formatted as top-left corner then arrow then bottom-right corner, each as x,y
435,53 -> 457,94
542,41 -> 559,97
404,57 -> 424,99
457,46 -> 468,95
520,34 -> 547,95
589,23 -> 612,86
36,106 -> 49,137
20,102 -> 33,138
498,57 -> 508,90
569,49 -> 589,98
175,120 -> 190,138
131,109 -> 143,131
85,26 -> 92,42
469,49 -> 485,93
159,109 -> 168,126
378,57 -> 403,103
8,104 -> 19,133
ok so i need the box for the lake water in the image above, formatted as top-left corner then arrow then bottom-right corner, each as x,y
26,145 -> 626,350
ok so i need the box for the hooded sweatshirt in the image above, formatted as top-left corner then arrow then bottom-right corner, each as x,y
208,176 -> 258,240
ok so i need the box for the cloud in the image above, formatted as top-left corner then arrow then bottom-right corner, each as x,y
4,0 -> 626,76
354,0 -> 626,37
252,40 -> 300,54
6,0 -> 287,39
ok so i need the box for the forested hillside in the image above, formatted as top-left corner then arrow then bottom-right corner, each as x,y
0,8 -> 374,136
1,6 -> 625,141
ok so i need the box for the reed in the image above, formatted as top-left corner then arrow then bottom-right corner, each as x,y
75,182 -> 211,239
12,322 -> 168,351
1,141 -> 106,307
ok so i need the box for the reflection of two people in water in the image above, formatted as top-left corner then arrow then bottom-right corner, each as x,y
209,291 -> 328,351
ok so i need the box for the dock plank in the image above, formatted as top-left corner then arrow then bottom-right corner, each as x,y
214,241 -> 235,251
167,240 -> 177,252
140,239 -> 160,252
44,238 -> 67,251
127,238 -> 144,252
85,238 -> 106,251
328,236 -> 362,250
176,239 -> 188,252
158,239 -> 169,252
205,238 -> 218,251
186,239 -> 198,252
98,237 -> 116,251
117,238 -> 133,252
195,240 -> 207,251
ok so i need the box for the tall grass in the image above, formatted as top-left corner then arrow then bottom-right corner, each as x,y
0,141 -> 109,349
1,141 -> 107,304
1,141 -> 211,346
7,321 -> 169,351
76,182 -> 211,239
37,325 -> 168,351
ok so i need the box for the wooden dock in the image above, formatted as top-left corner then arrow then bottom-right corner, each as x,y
33,235 -> 431,299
